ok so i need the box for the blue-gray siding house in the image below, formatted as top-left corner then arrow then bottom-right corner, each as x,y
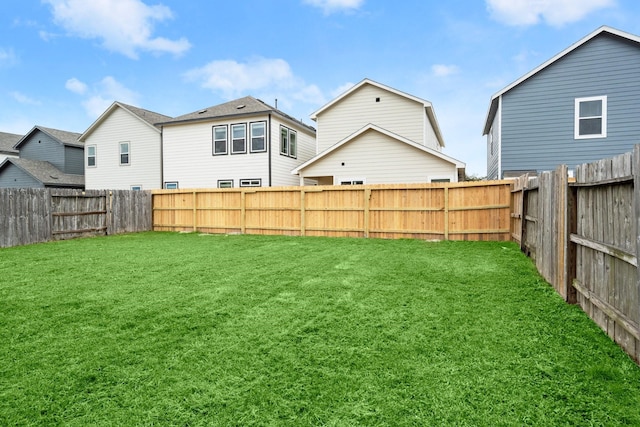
483,26 -> 640,179
0,126 -> 84,188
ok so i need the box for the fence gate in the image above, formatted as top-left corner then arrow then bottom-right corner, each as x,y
50,190 -> 109,240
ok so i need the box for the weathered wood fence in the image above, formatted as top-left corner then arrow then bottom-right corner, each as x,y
0,189 -> 152,248
152,181 -> 512,241
511,148 -> 639,363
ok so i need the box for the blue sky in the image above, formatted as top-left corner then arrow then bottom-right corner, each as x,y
2,0 -> 640,176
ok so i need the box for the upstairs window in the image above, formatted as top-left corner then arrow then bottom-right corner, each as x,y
87,145 -> 96,167
119,142 -> 130,165
575,96 -> 607,139
231,123 -> 246,154
213,125 -> 228,155
250,121 -> 266,152
280,126 -> 297,158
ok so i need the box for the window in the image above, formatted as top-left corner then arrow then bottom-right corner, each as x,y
164,182 -> 178,189
231,123 -> 246,154
218,180 -> 233,188
280,126 -> 297,158
250,121 -> 266,152
339,179 -> 365,185
431,178 -> 451,183
119,142 -> 130,165
240,178 -> 262,187
575,96 -> 607,139
213,125 -> 228,155
87,145 -> 96,167
130,185 -> 142,191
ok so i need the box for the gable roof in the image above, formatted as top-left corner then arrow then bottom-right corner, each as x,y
292,123 -> 465,175
310,78 -> 445,147
0,157 -> 84,187
160,95 -> 316,133
483,26 -> 640,135
0,132 -> 22,154
79,101 -> 172,142
14,125 -> 83,149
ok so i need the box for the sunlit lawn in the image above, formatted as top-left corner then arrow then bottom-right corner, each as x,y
1,232 -> 639,426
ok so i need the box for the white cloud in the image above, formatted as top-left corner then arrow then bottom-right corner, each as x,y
432,64 -> 460,77
330,82 -> 356,98
10,91 -> 42,106
304,0 -> 364,14
67,76 -> 139,117
65,77 -> 88,95
0,48 -> 17,67
486,0 -> 616,27
185,57 -> 326,112
43,0 -> 191,59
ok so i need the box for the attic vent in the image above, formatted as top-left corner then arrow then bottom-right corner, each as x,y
236,104 -> 246,109
198,109 -> 207,114
50,175 -> 59,179
375,97 -> 380,102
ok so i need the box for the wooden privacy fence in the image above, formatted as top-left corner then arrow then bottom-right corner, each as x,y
152,181 -> 512,241
512,148 -> 639,363
0,188 -> 152,248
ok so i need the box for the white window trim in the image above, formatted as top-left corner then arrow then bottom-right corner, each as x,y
164,182 -> 178,189
279,125 -> 297,159
130,185 -> 142,191
119,141 -> 130,166
574,95 -> 607,140
250,121 -> 267,153
428,176 -> 452,183
213,125 -> 228,155
218,179 -> 233,188
231,123 -> 247,154
240,178 -> 261,187
336,177 -> 366,185
87,145 -> 97,168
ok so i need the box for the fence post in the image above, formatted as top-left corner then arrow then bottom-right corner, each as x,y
192,190 -> 197,233
634,144 -> 640,362
241,190 -> 246,234
555,164 -> 570,301
363,188 -> 371,238
300,188 -> 306,236
444,187 -> 449,240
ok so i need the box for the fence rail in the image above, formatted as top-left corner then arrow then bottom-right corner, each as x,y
511,148 -> 640,363
152,181 -> 512,241
0,188 -> 152,248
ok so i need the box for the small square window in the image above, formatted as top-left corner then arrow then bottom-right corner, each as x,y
130,185 -> 142,191
164,182 -> 178,189
575,96 -> 607,139
218,180 -> 233,188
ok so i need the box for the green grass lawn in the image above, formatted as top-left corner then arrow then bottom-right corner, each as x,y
1,232 -> 639,426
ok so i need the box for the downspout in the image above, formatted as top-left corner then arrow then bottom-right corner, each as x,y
497,96 -> 502,179
268,113 -> 272,187
159,126 -> 164,189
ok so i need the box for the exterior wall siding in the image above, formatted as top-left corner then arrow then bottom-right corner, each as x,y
270,117 -> 316,187
300,129 -> 457,184
64,145 -> 84,175
487,108 -> 500,180
84,108 -> 162,190
18,130 -> 65,170
315,84 -> 425,152
501,34 -> 640,175
0,164 -> 43,188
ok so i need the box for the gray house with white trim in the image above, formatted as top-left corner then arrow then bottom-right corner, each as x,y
483,26 -> 640,179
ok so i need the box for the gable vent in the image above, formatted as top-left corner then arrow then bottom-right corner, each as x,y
198,109 -> 207,114
236,104 -> 246,109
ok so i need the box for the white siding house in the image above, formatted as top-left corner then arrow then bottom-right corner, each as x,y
80,102 -> 171,190
294,79 -> 465,185
161,96 -> 316,189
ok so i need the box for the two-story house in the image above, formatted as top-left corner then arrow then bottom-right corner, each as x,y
161,96 -> 316,189
483,26 -> 640,179
292,78 -> 465,185
80,101 -> 172,190
0,126 -> 84,189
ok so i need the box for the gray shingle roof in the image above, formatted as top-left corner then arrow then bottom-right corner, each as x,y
161,96 -> 316,133
118,102 -> 173,128
15,126 -> 83,149
0,158 -> 84,187
0,132 -> 21,153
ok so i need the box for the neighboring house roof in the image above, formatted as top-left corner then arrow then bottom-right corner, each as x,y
0,132 -> 21,154
160,95 -> 316,133
14,125 -> 83,149
292,123 -> 465,175
483,25 -> 640,135
0,157 -> 84,187
79,101 -> 173,141
310,78 -> 446,147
